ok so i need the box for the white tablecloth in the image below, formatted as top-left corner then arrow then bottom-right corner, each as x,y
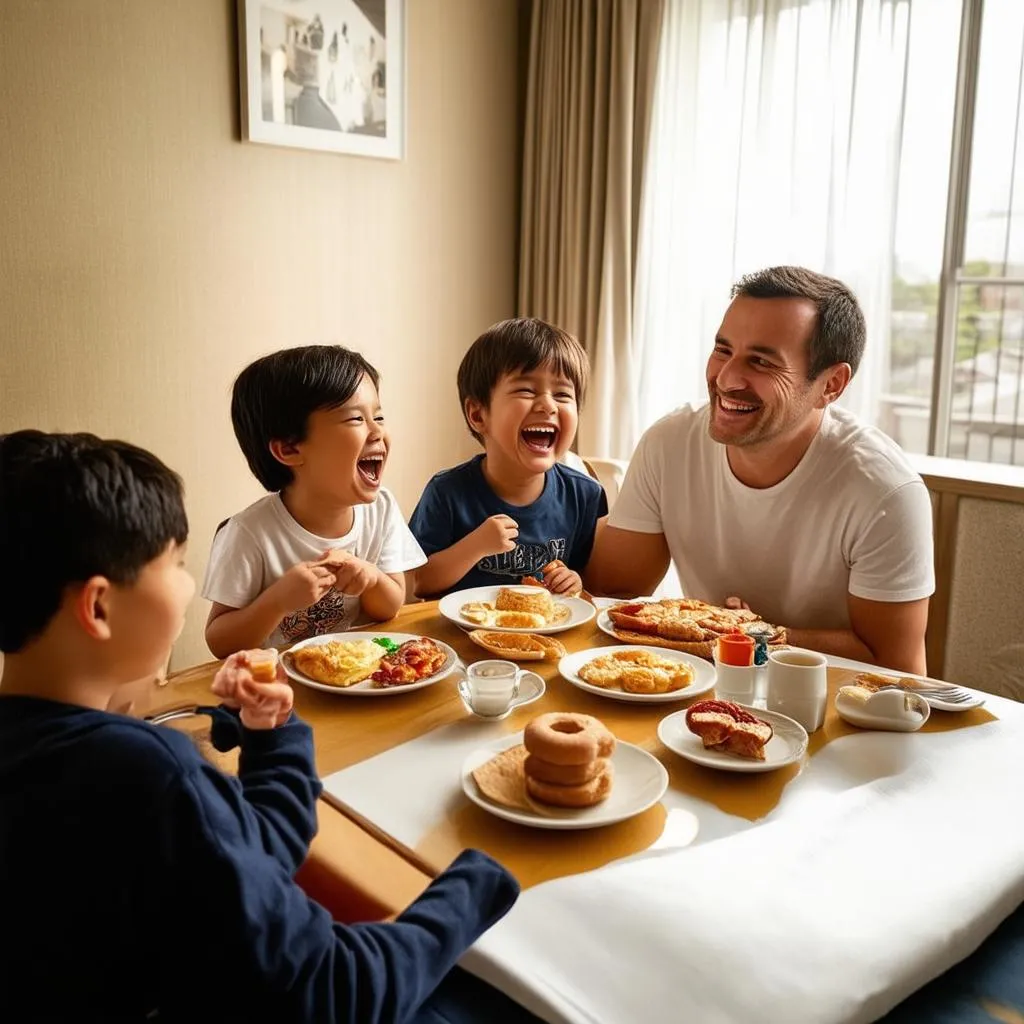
322,661 -> 1024,1023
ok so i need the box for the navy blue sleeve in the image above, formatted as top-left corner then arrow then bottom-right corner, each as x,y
237,715 -> 322,875
161,765 -> 519,1023
571,478 -> 609,571
408,477 -> 457,557
202,707 -> 321,875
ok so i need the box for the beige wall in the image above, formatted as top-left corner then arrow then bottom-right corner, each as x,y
0,0 -> 519,670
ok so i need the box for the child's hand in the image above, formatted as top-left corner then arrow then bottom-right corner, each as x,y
211,651 -> 294,730
270,560 -> 337,615
473,514 -> 518,556
317,549 -> 378,596
543,562 -> 583,596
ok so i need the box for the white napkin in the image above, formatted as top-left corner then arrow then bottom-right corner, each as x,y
463,722 -> 1024,1024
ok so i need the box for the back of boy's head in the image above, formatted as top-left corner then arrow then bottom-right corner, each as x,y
231,345 -> 381,492
0,430 -> 188,654
457,317 -> 589,443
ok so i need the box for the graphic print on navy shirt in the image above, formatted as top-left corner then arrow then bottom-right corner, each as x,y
477,537 -> 568,579
409,456 -> 608,596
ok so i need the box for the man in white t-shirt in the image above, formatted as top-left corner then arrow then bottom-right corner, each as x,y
586,266 -> 934,674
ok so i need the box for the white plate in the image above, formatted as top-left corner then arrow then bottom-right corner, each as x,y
596,604 -> 653,641
658,704 -> 808,773
461,732 -> 669,830
283,632 -> 459,696
558,645 -> 716,704
589,596 -> 642,610
439,586 -> 596,635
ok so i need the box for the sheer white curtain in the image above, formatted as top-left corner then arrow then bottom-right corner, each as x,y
630,0 -> 911,444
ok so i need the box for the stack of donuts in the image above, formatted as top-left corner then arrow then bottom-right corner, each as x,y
522,712 -> 616,808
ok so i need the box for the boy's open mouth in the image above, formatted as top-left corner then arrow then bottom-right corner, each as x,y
357,454 -> 385,487
520,425 -> 559,453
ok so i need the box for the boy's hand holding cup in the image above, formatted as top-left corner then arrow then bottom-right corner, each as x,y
473,514 -> 518,556
211,650 -> 293,730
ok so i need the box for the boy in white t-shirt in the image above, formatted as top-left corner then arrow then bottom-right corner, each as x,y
203,346 -> 426,657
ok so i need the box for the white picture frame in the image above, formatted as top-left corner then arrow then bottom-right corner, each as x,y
239,0 -> 405,160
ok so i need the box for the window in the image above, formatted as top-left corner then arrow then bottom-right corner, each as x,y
640,0 -> 1024,466
888,0 -> 1024,465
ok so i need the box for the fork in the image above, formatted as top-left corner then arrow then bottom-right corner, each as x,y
885,683 -> 975,704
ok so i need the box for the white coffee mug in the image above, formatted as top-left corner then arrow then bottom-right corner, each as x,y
766,650 -> 828,732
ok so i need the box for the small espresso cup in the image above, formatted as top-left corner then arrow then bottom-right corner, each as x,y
458,660 -> 530,720
766,650 -> 828,732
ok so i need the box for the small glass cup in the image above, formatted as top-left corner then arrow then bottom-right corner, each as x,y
458,660 -> 535,720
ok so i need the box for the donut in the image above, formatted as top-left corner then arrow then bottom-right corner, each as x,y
524,754 -> 608,786
526,766 -> 614,808
523,712 -> 616,766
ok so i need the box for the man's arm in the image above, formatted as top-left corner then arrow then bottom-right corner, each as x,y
584,525 -> 671,598
786,594 -> 929,675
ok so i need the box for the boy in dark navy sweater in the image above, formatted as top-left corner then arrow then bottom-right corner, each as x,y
0,430 -> 525,1023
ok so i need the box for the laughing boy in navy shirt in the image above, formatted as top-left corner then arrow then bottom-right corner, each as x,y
410,318 -> 607,599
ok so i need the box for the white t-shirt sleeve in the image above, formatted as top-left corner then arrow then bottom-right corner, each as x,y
201,519 -> 265,610
847,481 -> 936,603
376,492 -> 427,575
607,427 -> 665,534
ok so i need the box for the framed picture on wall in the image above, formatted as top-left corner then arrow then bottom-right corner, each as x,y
238,0 -> 404,160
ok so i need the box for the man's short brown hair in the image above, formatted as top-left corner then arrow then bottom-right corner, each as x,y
457,317 -> 589,443
732,266 -> 866,379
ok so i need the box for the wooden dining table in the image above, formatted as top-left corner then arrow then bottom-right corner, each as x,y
153,599 -> 995,920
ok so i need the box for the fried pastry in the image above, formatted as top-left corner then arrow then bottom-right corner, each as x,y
468,630 -> 567,662
494,611 -> 547,629
607,598 -> 786,662
685,699 -> 773,760
495,586 -> 554,618
578,649 -> 692,693
290,639 -> 383,687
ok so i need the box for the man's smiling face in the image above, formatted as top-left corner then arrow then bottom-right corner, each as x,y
706,295 -> 829,450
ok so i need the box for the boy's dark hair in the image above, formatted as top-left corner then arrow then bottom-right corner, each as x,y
457,317 -> 589,443
0,431 -> 188,653
231,345 -> 380,491
731,266 -> 866,379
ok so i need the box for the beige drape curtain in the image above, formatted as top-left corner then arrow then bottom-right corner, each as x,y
519,0 -> 665,459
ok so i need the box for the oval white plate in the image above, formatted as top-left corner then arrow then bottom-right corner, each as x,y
283,632 -> 458,696
439,586 -> 596,635
658,704 -> 808,773
461,733 -> 669,830
834,691 -> 930,732
558,645 -> 716,704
